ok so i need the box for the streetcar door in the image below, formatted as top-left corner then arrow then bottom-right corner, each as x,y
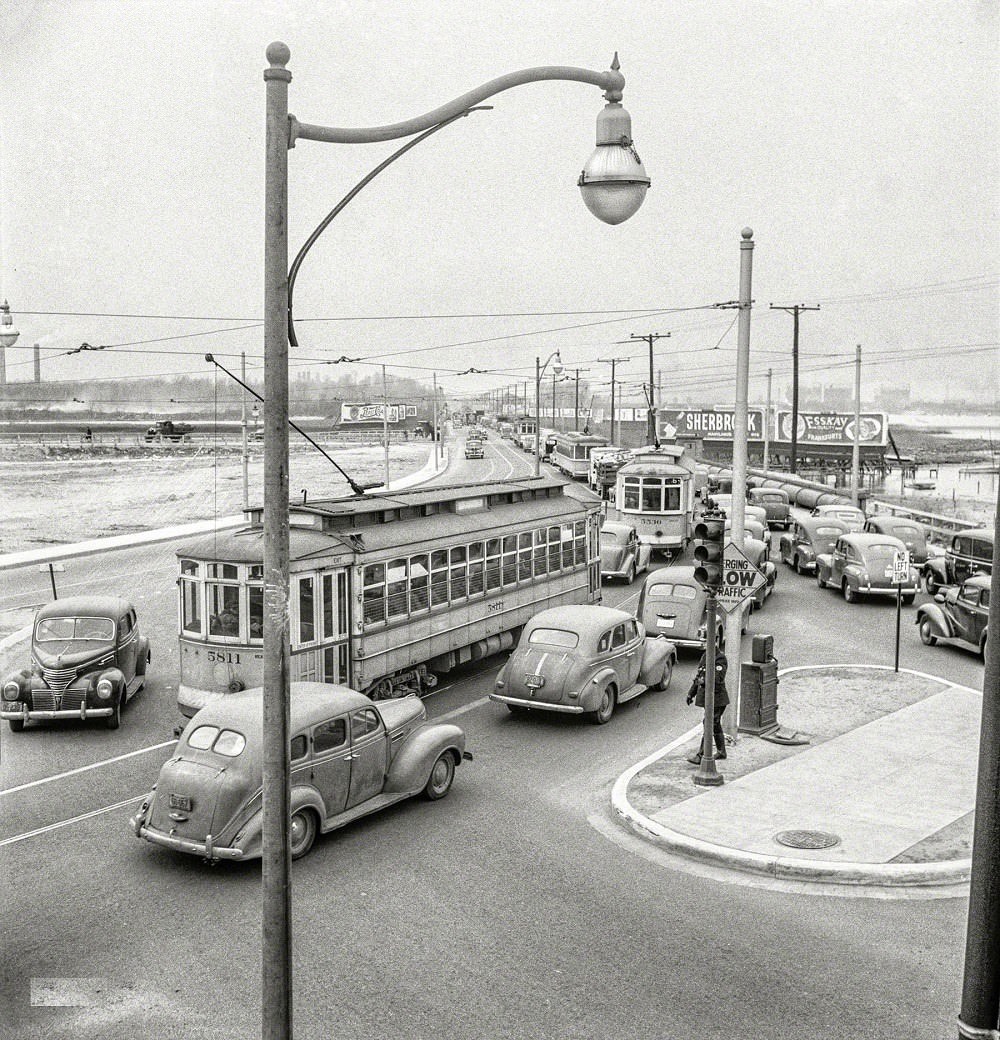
321,569 -> 351,686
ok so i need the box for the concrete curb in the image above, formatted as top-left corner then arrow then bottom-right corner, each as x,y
611,665 -> 975,888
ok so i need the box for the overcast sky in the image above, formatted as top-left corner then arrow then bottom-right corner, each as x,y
1,0 -> 997,412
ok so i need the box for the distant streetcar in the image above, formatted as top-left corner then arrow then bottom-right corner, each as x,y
174,478 -> 601,717
552,431 -> 610,479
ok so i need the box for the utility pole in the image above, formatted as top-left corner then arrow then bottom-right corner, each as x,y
599,357 -> 628,446
432,372 -> 440,467
769,303 -> 819,473
851,344 -> 862,504
382,364 -> 390,488
628,332 -> 669,445
763,368 -> 772,473
573,367 -> 589,432
241,351 -> 250,512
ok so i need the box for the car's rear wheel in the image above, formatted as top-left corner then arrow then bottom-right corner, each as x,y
591,684 -> 616,725
816,571 -> 825,589
106,696 -> 121,730
424,752 -> 455,800
924,572 -> 940,596
919,619 -> 938,646
843,582 -> 858,604
653,659 -> 673,692
626,562 -> 636,585
290,808 -> 317,860
981,632 -> 988,662
8,718 -> 24,733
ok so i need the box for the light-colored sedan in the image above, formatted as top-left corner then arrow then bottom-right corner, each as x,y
816,533 -> 919,603
811,503 -> 866,532
491,605 -> 676,724
599,521 -> 651,583
131,683 -> 470,862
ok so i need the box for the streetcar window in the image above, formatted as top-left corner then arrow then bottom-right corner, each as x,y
517,532 -> 532,581
486,538 -> 502,591
387,560 -> 408,618
363,564 -> 386,625
449,547 -> 468,600
410,555 -> 430,612
180,559 -> 199,576
561,524 -> 574,567
623,479 -> 640,511
533,529 -> 548,577
181,576 -> 202,635
249,565 -> 263,581
575,520 -> 587,565
208,583 -> 241,638
323,574 -> 334,638
209,563 -> 239,580
298,576 -> 316,642
502,536 -> 517,586
527,628 -> 579,649
431,551 -> 449,606
467,542 -> 485,596
248,584 -> 264,640
663,481 -> 681,512
641,481 -> 662,512
547,527 -> 561,571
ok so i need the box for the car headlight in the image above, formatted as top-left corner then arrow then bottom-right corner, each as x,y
3,681 -> 21,701
96,678 -> 114,700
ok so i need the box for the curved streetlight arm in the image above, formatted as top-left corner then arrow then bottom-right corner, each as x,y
288,106 -> 491,347
289,61 -> 624,146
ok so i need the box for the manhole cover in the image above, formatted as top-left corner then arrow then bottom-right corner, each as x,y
774,829 -> 841,850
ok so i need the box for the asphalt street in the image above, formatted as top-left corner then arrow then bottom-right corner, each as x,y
0,433 -> 986,1039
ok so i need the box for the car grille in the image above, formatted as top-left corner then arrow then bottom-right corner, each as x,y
41,666 -> 76,692
31,691 -> 58,711
61,690 -> 86,711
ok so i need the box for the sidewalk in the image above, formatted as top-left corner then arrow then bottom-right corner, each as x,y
613,665 -> 979,889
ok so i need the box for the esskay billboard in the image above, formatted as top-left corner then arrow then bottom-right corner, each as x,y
776,411 -> 888,446
657,409 -> 764,441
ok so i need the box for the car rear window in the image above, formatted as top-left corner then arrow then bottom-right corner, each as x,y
647,583 -> 697,600
527,628 -> 579,649
36,616 -> 115,642
761,493 -> 785,503
815,526 -> 842,537
599,531 -> 622,543
864,543 -> 903,563
187,725 -> 246,757
835,511 -> 863,523
892,526 -> 920,539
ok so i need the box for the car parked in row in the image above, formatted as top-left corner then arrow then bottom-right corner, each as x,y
816,533 -> 919,604
921,526 -> 993,595
2,595 -> 150,732
916,574 -> 990,659
131,683 -> 470,862
748,487 -> 792,529
599,521 -> 651,584
810,503 -> 866,532
862,515 -> 932,565
779,517 -> 850,574
490,605 -> 676,724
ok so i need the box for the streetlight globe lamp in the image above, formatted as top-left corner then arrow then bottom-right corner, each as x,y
578,93 -> 650,225
551,351 -> 564,376
0,301 -> 20,348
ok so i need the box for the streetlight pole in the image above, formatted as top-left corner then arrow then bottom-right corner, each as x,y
850,344 -> 862,505
535,350 -> 563,474
262,44 -> 648,1038
763,367 -> 772,473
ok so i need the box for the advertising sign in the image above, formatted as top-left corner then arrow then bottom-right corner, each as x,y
340,403 -> 402,424
775,411 -> 888,446
657,409 -> 764,440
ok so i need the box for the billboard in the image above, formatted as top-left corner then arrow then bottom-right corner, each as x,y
657,409 -> 764,440
776,411 -> 888,446
340,403 -> 404,424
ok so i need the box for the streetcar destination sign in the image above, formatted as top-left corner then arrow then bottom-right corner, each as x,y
716,540 -> 767,614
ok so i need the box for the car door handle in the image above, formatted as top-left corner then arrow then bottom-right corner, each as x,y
625,651 -> 635,657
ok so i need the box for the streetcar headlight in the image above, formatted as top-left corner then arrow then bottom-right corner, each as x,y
96,678 -> 114,700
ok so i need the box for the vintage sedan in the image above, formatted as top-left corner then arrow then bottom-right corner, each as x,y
737,534 -> 778,610
779,516 -> 850,574
916,574 -> 990,659
862,515 -> 931,565
705,494 -> 768,528
921,526 -> 993,595
1,595 -> 150,732
748,487 -> 792,529
131,682 -> 470,862
816,533 -> 919,603
599,521 -> 652,583
635,566 -> 742,651
810,503 -> 866,532
490,605 -> 676,724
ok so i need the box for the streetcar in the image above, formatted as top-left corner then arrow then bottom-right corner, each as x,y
608,444 -> 698,557
514,417 -> 537,452
552,431 -> 610,479
174,477 -> 601,717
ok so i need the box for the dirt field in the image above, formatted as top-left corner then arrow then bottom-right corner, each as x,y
0,442 -> 430,555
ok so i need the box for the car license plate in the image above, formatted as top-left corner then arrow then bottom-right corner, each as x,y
169,794 -> 192,812
525,674 -> 545,689
884,568 -> 894,579
657,617 -> 675,629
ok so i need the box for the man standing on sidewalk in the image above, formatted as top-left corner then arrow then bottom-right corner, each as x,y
687,645 -> 729,764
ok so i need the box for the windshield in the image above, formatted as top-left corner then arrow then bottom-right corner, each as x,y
35,616 -> 115,642
527,628 -> 579,649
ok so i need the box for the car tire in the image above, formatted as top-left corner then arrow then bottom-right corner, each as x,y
653,659 -> 673,692
626,563 -> 636,585
423,752 -> 455,800
591,684 -> 616,725
919,619 -> 937,646
924,572 -> 940,596
8,718 -> 24,733
843,582 -> 858,604
793,556 -> 802,575
106,696 -> 122,730
289,808 -> 317,860
136,648 -> 150,678
816,571 -> 825,589
981,633 -> 988,662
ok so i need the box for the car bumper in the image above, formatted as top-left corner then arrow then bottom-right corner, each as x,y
856,584 -> 917,597
133,821 -> 247,861
0,703 -> 113,721
178,684 -> 228,718
489,692 -> 584,714
601,567 -> 630,580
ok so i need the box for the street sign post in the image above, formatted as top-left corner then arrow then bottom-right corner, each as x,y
716,540 -> 767,615
891,548 -> 910,672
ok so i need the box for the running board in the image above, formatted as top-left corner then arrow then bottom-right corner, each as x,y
619,683 -> 649,704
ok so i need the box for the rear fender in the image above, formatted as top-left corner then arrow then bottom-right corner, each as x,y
638,638 -> 675,686
581,667 -> 619,711
916,603 -> 952,639
384,723 -> 466,795
923,558 -> 947,584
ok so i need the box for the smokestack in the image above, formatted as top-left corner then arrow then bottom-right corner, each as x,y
34,343 -> 41,383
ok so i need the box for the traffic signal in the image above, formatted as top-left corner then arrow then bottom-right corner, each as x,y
693,511 -> 726,589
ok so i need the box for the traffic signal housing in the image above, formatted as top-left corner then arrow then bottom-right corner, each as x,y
693,511 -> 726,589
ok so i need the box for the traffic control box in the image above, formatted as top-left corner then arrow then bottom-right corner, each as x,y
739,634 -> 779,735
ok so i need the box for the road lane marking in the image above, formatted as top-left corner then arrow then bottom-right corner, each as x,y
0,625 -> 31,651
0,740 -> 177,797
0,795 -> 144,848
31,978 -> 112,1007
436,696 -> 491,721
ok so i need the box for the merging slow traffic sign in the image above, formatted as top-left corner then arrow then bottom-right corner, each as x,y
716,540 -> 767,614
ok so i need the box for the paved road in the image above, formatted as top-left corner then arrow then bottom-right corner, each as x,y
0,435 -> 985,1039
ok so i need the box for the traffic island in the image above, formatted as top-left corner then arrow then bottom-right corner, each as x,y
613,665 -> 977,888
